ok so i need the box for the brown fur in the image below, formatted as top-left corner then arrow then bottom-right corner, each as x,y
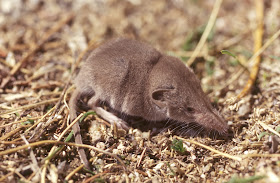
69,38 -> 228,168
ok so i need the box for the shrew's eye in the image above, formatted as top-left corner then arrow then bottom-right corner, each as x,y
186,107 -> 195,113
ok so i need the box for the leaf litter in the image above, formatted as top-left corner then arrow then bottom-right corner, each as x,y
0,0 -> 280,182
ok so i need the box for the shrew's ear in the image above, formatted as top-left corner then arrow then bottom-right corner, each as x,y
151,88 -> 174,109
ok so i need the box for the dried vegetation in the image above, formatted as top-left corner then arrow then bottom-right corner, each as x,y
0,0 -> 280,182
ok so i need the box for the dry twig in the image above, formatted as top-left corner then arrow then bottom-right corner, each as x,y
83,170 -> 109,183
137,147 -> 147,168
0,172 -> 14,182
186,0 -> 223,66
1,13 -> 74,89
174,136 -> 242,161
226,0 -> 264,104
42,112 -> 84,176
25,106 -> 55,133
65,164 -> 85,181
0,116 -> 41,128
0,140 -> 126,167
0,125 -> 26,141
0,98 -> 59,116
223,28 -> 280,104
258,120 -> 280,138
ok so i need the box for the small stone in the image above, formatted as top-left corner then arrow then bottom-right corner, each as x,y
237,103 -> 250,116
96,142 -> 106,150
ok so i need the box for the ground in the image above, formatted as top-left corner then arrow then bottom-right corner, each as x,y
0,0 -> 280,182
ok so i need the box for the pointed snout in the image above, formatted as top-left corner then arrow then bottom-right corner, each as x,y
195,112 -> 228,134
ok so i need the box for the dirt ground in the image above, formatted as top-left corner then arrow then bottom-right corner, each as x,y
0,0 -> 280,182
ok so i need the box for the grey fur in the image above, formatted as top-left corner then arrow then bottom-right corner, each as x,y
69,37 -> 228,168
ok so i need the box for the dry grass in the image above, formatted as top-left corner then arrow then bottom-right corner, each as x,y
0,0 -> 280,182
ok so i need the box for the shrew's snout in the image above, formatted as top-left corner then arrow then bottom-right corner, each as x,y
195,112 -> 228,134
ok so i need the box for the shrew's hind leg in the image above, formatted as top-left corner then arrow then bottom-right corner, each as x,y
88,97 -> 129,130
69,89 -> 90,169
